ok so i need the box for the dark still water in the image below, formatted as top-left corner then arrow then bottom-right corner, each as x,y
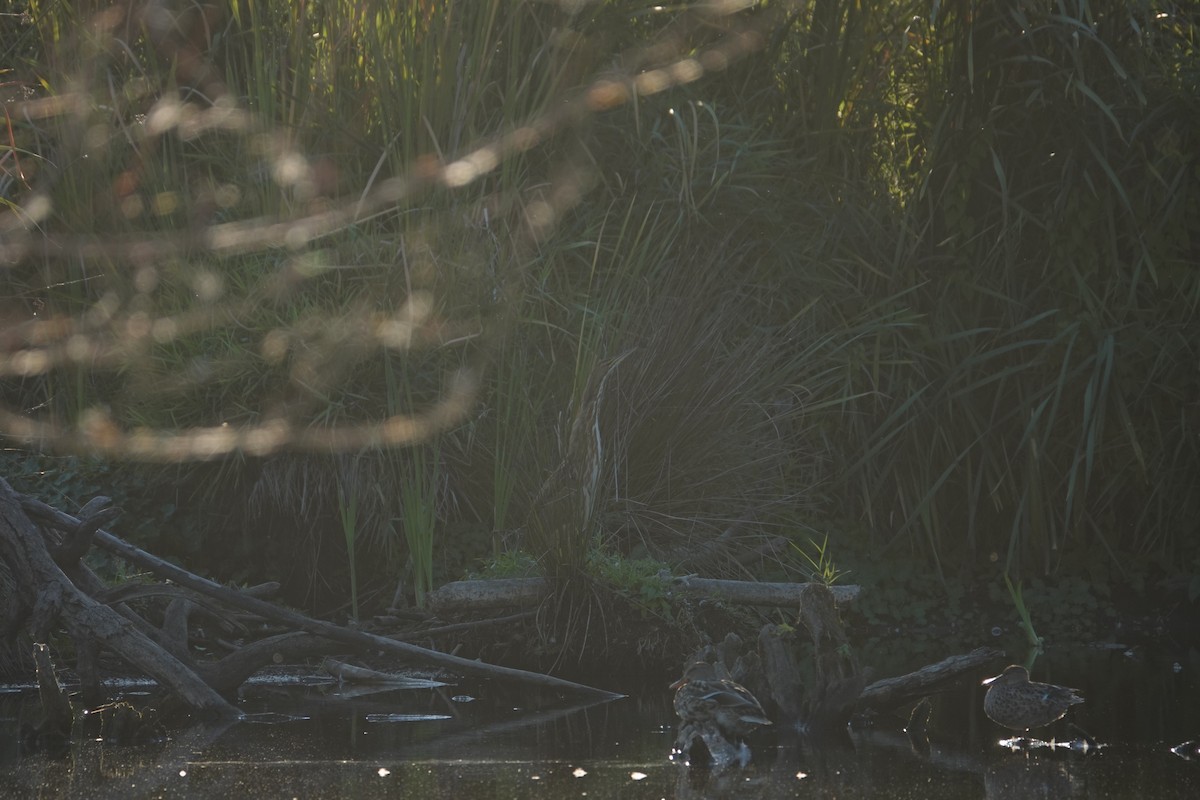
1,646 -> 1197,799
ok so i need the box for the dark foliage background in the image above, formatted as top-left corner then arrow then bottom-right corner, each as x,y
2,1 -> 1197,631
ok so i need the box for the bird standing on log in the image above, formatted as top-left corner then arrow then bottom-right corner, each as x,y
981,664 -> 1084,732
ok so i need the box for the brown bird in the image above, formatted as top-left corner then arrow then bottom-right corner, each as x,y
982,665 -> 1084,731
671,660 -> 772,740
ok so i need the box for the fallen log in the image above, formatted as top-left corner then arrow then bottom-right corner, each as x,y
198,632 -> 345,695
427,576 -> 860,613
428,578 -> 549,611
388,610 -> 537,640
19,494 -> 623,701
1,481 -> 237,716
855,646 -> 1006,713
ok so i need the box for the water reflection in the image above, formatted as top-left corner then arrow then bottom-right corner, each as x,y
984,758 -> 1077,800
0,648 -> 1197,799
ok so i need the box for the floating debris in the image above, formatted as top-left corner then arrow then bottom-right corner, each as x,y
240,711 -> 311,724
1170,741 -> 1199,761
364,713 -> 453,723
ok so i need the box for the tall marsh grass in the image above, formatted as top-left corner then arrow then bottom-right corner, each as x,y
842,1 -> 1200,577
3,0 -> 1197,615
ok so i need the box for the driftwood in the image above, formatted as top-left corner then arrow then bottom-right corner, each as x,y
0,481 -> 237,716
856,646 -> 1006,712
427,578 -> 550,611
427,576 -> 860,613
199,632 -> 345,695
1,481 -> 623,718
4,477 -> 1001,733
320,657 -> 449,687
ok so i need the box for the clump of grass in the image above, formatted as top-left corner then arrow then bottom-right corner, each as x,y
336,474 -> 361,622
792,534 -> 849,588
766,0 -> 1200,581
398,442 -> 441,608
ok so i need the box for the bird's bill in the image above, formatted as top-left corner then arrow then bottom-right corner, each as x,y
669,677 -> 686,690
981,674 -> 999,686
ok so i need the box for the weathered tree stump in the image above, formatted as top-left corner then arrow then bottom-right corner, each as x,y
682,583 -> 1004,737
28,642 -> 74,751
751,582 -> 865,732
